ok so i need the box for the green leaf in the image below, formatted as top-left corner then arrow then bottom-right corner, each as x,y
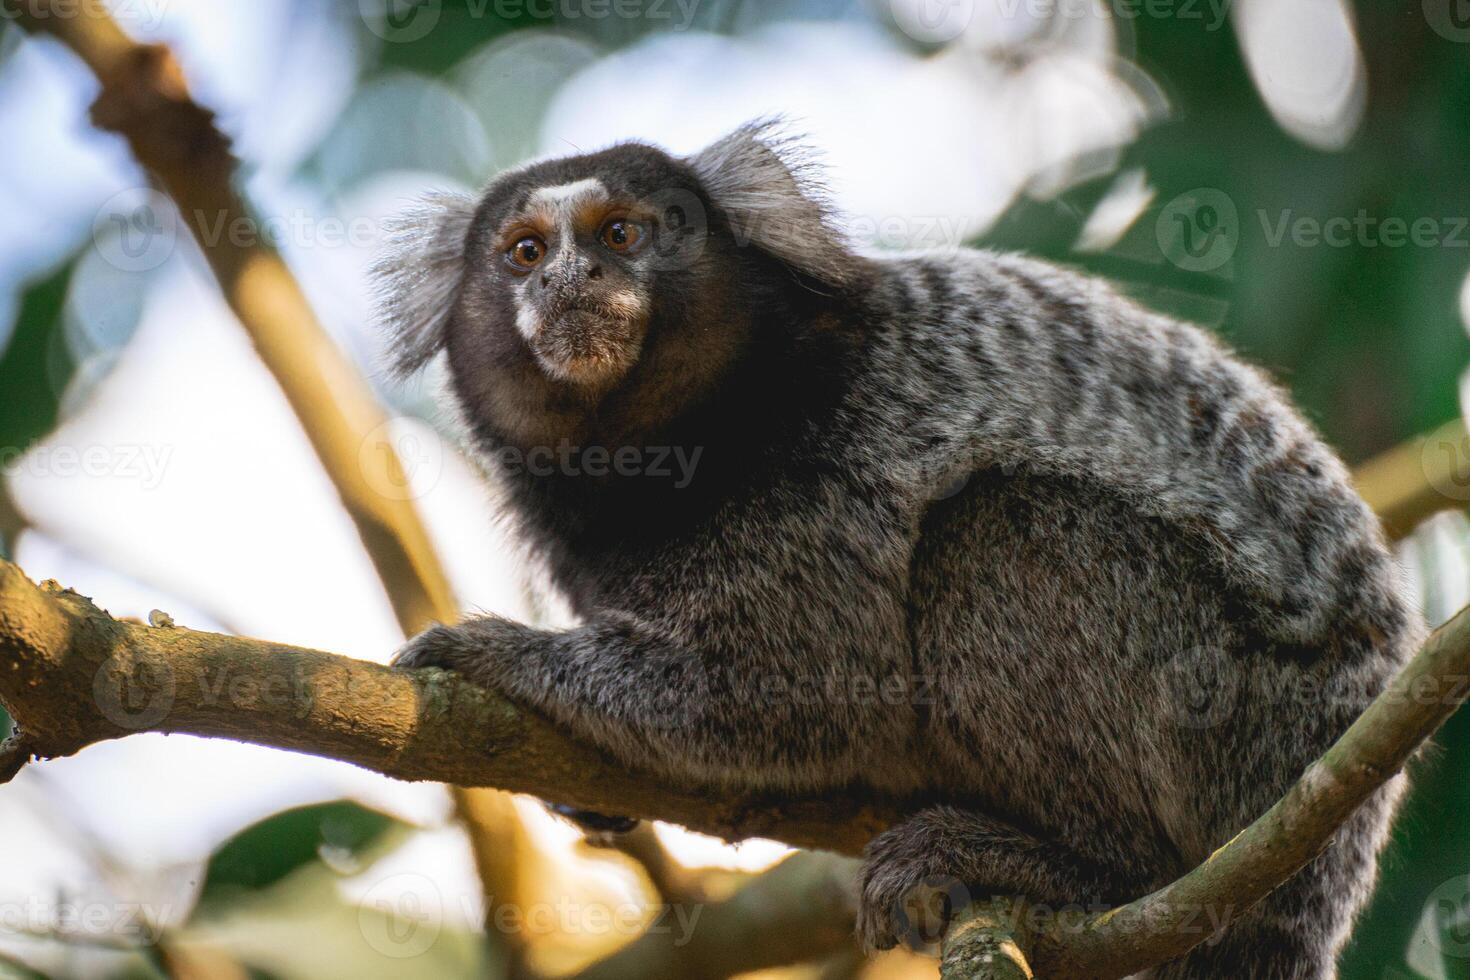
195,801 -> 403,911
0,263 -> 76,460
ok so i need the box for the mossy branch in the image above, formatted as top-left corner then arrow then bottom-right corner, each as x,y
0,559 -> 900,854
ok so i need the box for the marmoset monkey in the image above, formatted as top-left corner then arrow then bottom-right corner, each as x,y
378,121 -> 1420,978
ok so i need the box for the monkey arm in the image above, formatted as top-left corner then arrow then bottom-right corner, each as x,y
392,608 -> 918,792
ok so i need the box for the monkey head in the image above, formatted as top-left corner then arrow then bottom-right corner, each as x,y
374,121 -> 868,447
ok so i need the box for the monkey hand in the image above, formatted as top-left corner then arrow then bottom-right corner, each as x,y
389,617 -> 530,686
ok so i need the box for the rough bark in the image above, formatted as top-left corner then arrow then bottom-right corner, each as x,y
0,560 -> 899,854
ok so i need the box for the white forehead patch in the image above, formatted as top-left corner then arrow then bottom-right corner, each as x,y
531,178 -> 606,205
527,178 -> 608,241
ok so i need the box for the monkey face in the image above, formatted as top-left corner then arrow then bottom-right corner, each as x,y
459,147 -> 710,394
493,178 -> 653,387
384,125 -> 863,450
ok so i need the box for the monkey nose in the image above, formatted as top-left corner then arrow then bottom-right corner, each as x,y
540,265 -> 601,290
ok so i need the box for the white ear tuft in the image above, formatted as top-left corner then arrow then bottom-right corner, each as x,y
372,191 -> 478,377
686,119 -> 859,290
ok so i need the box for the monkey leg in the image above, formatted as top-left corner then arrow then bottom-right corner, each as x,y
856,805 -> 1118,952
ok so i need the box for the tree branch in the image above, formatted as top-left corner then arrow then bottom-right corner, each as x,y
3,0 -> 456,635
0,558 -> 900,854
1355,418 -> 1470,540
940,901 -> 1032,980
939,599 -> 1470,978
565,852 -> 860,980
0,0 -> 538,961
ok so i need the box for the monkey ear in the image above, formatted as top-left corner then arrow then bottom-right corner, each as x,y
371,190 -> 478,377
685,119 -> 861,291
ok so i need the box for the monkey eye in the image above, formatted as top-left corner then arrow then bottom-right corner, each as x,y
506,235 -> 547,272
599,218 -> 644,254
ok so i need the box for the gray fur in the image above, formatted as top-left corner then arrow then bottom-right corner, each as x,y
383,123 -> 1421,978
372,189 -> 477,377
685,118 -> 861,289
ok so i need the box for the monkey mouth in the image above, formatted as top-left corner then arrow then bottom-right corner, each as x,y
531,306 -> 645,387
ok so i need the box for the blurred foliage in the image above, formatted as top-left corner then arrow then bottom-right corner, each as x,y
160,801 -> 493,980
367,0 -> 535,73
981,3 -> 1470,464
193,801 -> 401,912
0,265 -> 73,461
